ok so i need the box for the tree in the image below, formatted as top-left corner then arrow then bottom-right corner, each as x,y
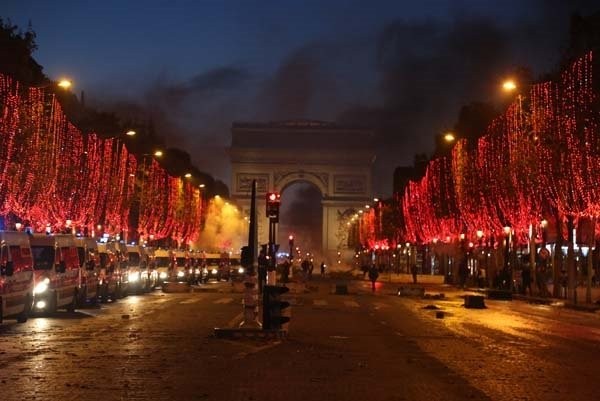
0,18 -> 46,86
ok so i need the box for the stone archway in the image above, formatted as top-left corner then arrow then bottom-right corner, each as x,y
229,120 -> 375,265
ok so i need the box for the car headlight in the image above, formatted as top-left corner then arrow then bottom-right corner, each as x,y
195,268 -> 200,275
34,277 -> 50,295
128,272 -> 140,282
238,267 -> 245,274
202,268 -> 208,274
177,271 -> 185,278
211,268 -> 218,275
159,272 -> 168,279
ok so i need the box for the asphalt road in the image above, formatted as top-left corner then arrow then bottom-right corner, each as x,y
1,278 -> 599,401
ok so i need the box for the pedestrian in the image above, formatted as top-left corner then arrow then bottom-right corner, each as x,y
521,264 -> 532,296
320,261 -> 326,276
411,264 -> 418,284
281,259 -> 291,283
560,269 -> 568,298
458,258 -> 468,289
368,264 -> 379,292
308,260 -> 314,279
301,259 -> 309,282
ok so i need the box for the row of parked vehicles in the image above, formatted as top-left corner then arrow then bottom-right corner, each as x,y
0,230 -> 243,324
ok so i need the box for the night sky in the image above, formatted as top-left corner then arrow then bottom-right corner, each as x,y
3,0 -> 598,195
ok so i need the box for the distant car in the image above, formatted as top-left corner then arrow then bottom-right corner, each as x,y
200,252 -> 230,282
228,258 -> 245,281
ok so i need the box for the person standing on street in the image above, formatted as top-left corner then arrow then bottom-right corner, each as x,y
320,261 -> 326,276
368,264 -> 379,292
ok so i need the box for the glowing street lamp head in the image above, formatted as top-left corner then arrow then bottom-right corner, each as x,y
125,130 -> 136,136
153,150 -> 163,157
444,132 -> 456,143
502,79 -> 517,92
57,79 -> 72,89
268,193 -> 277,201
184,173 -> 192,178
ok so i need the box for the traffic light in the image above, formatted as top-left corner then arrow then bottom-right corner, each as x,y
262,285 -> 290,330
265,192 -> 281,219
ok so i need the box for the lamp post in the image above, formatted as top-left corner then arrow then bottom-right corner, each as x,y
586,218 -> 595,304
503,225 -> 512,290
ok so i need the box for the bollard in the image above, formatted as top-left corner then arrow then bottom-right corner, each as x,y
239,277 -> 261,328
464,295 -> 486,309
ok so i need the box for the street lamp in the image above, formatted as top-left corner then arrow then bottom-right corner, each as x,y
444,132 -> 456,143
502,79 -> 517,92
57,79 -> 72,89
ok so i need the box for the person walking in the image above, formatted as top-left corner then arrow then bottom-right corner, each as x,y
320,261 -> 326,276
411,264 -> 418,284
368,264 -> 379,292
522,263 -> 532,296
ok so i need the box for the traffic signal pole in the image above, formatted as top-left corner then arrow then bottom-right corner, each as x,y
268,217 -> 277,285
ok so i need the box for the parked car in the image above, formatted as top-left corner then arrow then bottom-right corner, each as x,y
0,231 -> 35,324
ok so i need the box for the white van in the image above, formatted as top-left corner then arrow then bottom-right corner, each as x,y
29,234 -> 80,313
153,248 -> 173,284
74,237 -> 100,305
172,249 -> 190,282
0,231 -> 34,323
97,242 -> 125,301
126,244 -> 150,294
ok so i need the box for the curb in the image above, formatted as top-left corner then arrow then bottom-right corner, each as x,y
213,327 -> 288,340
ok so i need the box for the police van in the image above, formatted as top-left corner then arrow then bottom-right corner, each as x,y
74,237 -> 100,305
0,231 -> 34,323
153,248 -> 173,284
126,244 -> 150,294
30,234 -> 80,313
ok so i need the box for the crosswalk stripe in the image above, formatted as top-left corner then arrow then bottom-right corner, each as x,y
214,297 -> 234,304
179,298 -> 201,304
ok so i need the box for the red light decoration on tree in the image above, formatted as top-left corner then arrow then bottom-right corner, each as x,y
0,73 -> 205,241
399,51 -> 598,245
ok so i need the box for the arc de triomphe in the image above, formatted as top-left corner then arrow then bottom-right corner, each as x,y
230,120 -> 375,265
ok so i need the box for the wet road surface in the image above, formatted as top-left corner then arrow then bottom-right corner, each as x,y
1,279 -> 599,400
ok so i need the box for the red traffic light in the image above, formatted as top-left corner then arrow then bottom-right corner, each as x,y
266,192 -> 281,219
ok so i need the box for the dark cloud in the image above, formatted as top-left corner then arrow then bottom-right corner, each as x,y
159,66 -> 251,106
90,2 -> 600,197
256,42 -> 342,121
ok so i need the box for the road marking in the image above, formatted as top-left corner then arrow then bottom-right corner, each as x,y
373,302 -> 390,309
313,299 -> 328,306
226,312 -> 243,328
214,297 -> 234,304
344,300 -> 360,308
179,298 -> 202,304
